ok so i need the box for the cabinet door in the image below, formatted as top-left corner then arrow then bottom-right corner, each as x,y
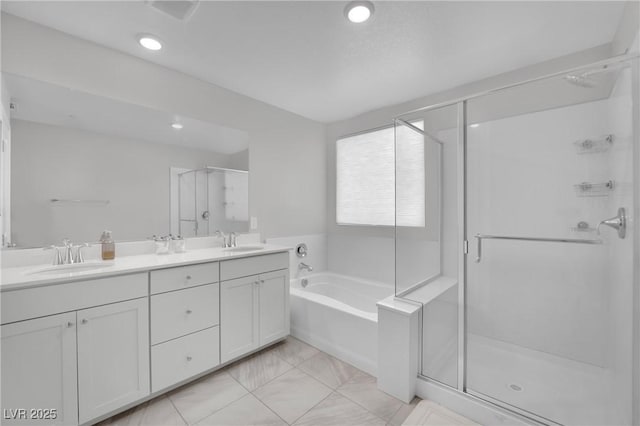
1,312 -> 78,425
258,269 -> 290,346
77,298 -> 150,423
220,275 -> 259,363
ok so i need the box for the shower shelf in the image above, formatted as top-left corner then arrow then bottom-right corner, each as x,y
571,222 -> 596,233
573,180 -> 614,197
573,134 -> 613,154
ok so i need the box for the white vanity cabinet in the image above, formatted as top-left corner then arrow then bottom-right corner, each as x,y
1,312 -> 78,425
0,273 -> 149,426
220,253 -> 289,363
150,262 -> 220,393
77,297 -> 150,423
1,248 -> 290,425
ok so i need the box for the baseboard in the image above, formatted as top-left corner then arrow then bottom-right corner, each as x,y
291,326 -> 377,376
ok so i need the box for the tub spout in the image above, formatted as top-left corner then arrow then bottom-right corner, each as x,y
298,262 -> 313,272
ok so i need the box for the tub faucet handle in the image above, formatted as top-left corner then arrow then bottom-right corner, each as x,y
298,262 -> 313,272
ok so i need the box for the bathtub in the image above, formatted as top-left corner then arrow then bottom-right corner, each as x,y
290,272 -> 394,376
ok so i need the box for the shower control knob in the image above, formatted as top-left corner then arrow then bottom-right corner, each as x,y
186,309 -> 192,314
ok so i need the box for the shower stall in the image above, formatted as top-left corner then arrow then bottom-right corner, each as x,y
176,166 -> 249,237
394,55 -> 638,425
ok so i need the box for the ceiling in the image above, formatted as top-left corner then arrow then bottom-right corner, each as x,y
5,73 -> 249,154
1,1 -> 627,123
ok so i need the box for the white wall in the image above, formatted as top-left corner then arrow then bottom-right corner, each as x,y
11,120 -> 236,247
1,13 -> 326,241
265,234 -> 327,278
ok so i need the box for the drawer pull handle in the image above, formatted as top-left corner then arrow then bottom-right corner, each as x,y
186,356 -> 193,361
66,321 -> 74,328
81,319 -> 88,324
186,309 -> 193,314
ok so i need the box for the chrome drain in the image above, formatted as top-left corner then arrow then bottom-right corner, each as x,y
509,384 -> 523,392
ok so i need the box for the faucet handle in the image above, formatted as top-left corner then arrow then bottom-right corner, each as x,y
44,245 -> 64,265
73,243 -> 91,264
229,232 -> 237,248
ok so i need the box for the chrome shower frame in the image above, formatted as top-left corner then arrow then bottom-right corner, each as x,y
394,52 -> 640,426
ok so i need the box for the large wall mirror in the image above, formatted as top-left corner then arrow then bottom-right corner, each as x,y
3,72 -> 249,248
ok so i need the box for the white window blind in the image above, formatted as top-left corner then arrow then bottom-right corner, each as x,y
336,122 -> 425,227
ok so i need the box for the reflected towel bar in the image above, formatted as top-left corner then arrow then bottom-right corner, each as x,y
474,234 -> 603,263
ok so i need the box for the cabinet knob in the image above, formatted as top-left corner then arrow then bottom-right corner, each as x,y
186,309 -> 193,315
261,280 -> 265,283
81,319 -> 88,324
186,356 -> 193,361
185,275 -> 192,280
66,321 -> 74,328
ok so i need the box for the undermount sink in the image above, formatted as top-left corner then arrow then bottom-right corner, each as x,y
29,261 -> 115,276
223,246 -> 265,253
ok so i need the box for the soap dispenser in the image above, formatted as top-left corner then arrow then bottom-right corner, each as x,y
100,230 -> 115,260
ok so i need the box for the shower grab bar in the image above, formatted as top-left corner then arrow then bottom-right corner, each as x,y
474,234 -> 602,263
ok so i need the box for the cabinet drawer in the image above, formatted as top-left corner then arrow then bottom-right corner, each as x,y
151,326 -> 220,393
1,273 -> 147,325
150,262 -> 219,294
220,252 -> 288,281
151,283 -> 219,344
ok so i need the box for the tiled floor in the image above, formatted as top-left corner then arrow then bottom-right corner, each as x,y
99,337 -> 472,426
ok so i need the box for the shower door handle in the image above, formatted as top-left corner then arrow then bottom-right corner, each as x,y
596,208 -> 626,239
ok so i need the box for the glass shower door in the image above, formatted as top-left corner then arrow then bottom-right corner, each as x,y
465,59 -> 636,425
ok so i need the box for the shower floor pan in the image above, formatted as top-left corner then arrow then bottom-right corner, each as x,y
465,334 -> 621,426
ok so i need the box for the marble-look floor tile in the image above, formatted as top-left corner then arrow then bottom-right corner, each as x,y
272,337 -> 319,366
337,370 -> 404,421
298,352 -> 359,389
294,392 -> 386,426
96,396 -> 185,426
402,401 -> 479,426
168,371 -> 248,425
196,394 -> 286,426
254,368 -> 333,424
227,349 -> 293,391
388,397 -> 421,426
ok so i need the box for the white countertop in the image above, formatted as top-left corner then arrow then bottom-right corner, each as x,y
0,244 -> 291,291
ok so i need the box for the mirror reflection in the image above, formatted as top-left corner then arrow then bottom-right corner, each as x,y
5,73 -> 249,248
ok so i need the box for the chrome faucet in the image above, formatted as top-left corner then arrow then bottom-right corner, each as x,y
44,245 -> 64,265
46,239 -> 90,265
215,230 -> 228,248
216,230 -> 238,248
62,239 -> 74,264
298,262 -> 313,272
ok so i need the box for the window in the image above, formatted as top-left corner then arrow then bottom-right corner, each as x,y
336,122 -> 425,227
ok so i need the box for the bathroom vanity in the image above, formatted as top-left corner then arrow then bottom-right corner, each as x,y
0,246 -> 290,425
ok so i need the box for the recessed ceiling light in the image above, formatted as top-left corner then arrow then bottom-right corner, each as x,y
138,34 -> 162,51
171,123 -> 183,130
345,1 -> 374,23
470,123 -> 480,128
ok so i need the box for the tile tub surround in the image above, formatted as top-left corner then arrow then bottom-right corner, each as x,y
98,337 -> 422,426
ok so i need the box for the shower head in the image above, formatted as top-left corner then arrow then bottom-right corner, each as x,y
563,63 -> 629,88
